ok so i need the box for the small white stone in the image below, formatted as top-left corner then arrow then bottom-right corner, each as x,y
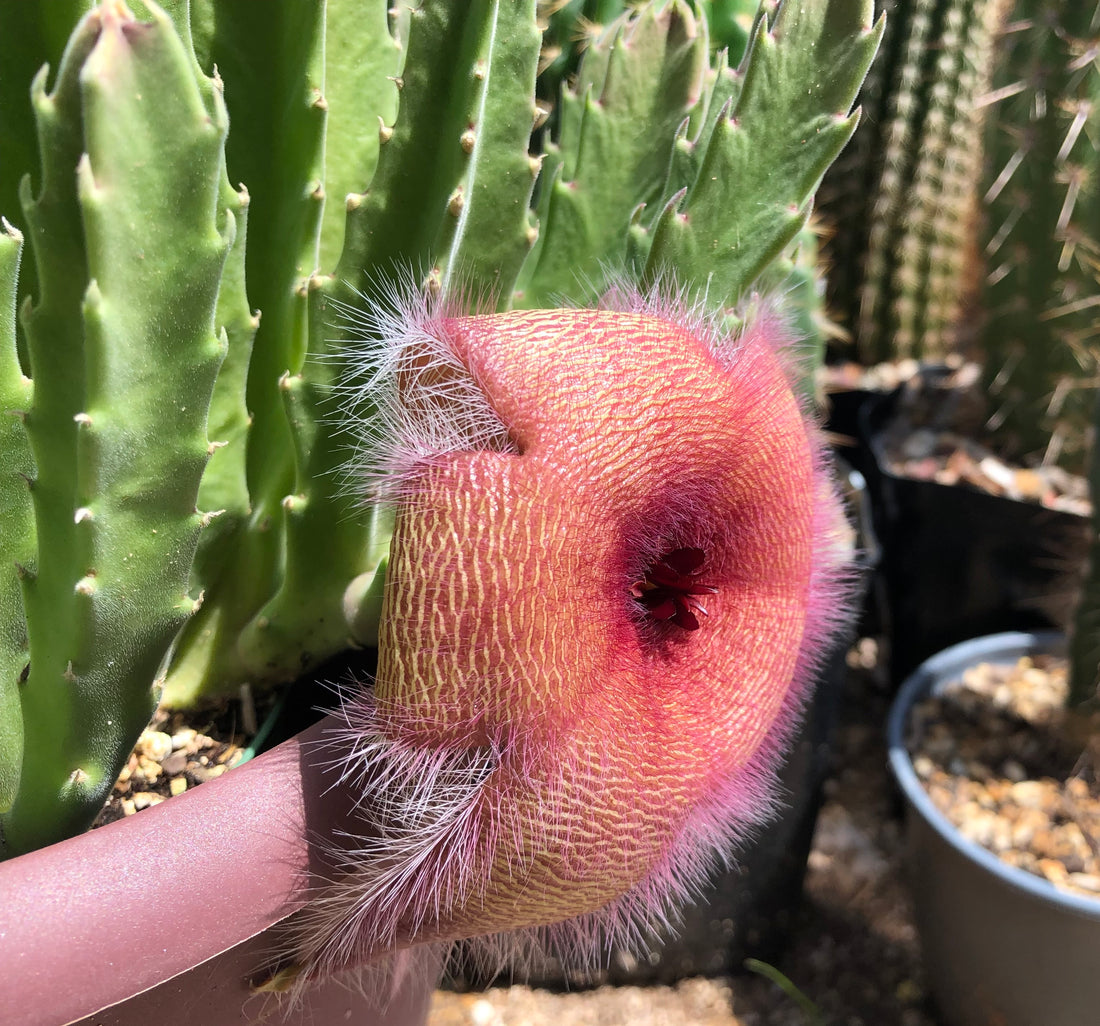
139,730 -> 173,762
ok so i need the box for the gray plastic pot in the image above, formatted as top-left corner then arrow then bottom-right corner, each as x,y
887,631 -> 1100,1026
0,718 -> 437,1026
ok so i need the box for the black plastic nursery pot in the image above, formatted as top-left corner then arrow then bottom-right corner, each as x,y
0,719 -> 438,1026
888,631 -> 1100,1026
859,386 -> 1090,685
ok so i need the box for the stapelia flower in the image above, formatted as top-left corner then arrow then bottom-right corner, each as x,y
283,286 -> 853,988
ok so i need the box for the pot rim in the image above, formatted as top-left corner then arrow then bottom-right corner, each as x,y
886,629 -> 1100,921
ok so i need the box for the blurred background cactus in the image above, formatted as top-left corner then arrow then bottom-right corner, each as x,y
819,0 -> 1006,365
821,0 -> 1100,470
0,0 -> 879,858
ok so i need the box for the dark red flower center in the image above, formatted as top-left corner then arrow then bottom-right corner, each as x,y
631,546 -> 718,631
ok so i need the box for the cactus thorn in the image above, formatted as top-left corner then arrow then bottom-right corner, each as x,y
74,507 -> 94,524
311,90 -> 327,112
347,193 -> 364,212
473,60 -> 487,81
63,662 -> 77,684
378,117 -> 393,145
311,183 -> 325,201
447,188 -> 465,216
18,663 -> 29,686
390,76 -> 404,91
460,128 -> 477,154
65,768 -> 90,788
525,224 -> 539,246
527,154 -> 543,177
207,439 -> 229,455
73,412 -> 92,427
281,494 -> 307,512
75,576 -> 97,597
199,509 -> 225,528
533,102 -> 550,130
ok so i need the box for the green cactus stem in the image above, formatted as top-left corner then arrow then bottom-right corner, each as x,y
0,1 -> 96,364
338,0 -> 541,299
0,1 -> 231,856
516,0 -> 708,308
978,0 -> 1100,472
632,0 -> 883,310
854,0 -> 1003,362
0,223 -> 32,814
164,0 -> 544,704
161,0 -> 402,703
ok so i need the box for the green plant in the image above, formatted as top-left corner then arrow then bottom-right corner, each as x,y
977,0 -> 1100,473
0,0 -> 880,859
819,0 -> 1006,363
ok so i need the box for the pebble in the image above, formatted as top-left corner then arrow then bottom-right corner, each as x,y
1009,781 -> 1046,808
170,729 -> 196,752
1067,873 -> 1100,894
160,751 -> 188,776
139,730 -> 173,762
912,755 -> 934,779
131,791 -> 164,811
169,776 -> 187,797
189,763 -> 228,784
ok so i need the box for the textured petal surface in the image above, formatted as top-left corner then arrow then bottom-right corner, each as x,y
288,300 -> 851,984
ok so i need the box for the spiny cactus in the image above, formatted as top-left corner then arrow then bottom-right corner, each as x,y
0,0 -> 879,859
0,2 -> 231,854
978,0 -> 1100,472
820,0 -> 1005,363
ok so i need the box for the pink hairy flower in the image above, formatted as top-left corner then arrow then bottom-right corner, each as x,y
280,285 -> 853,993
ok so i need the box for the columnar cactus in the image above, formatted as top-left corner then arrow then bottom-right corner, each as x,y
820,0 -> 1005,363
0,0 -> 880,864
977,0 -> 1100,472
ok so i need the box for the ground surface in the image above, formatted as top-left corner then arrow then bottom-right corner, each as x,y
429,641 -> 940,1026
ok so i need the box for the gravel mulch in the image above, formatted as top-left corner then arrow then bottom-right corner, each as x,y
908,654 -> 1100,900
